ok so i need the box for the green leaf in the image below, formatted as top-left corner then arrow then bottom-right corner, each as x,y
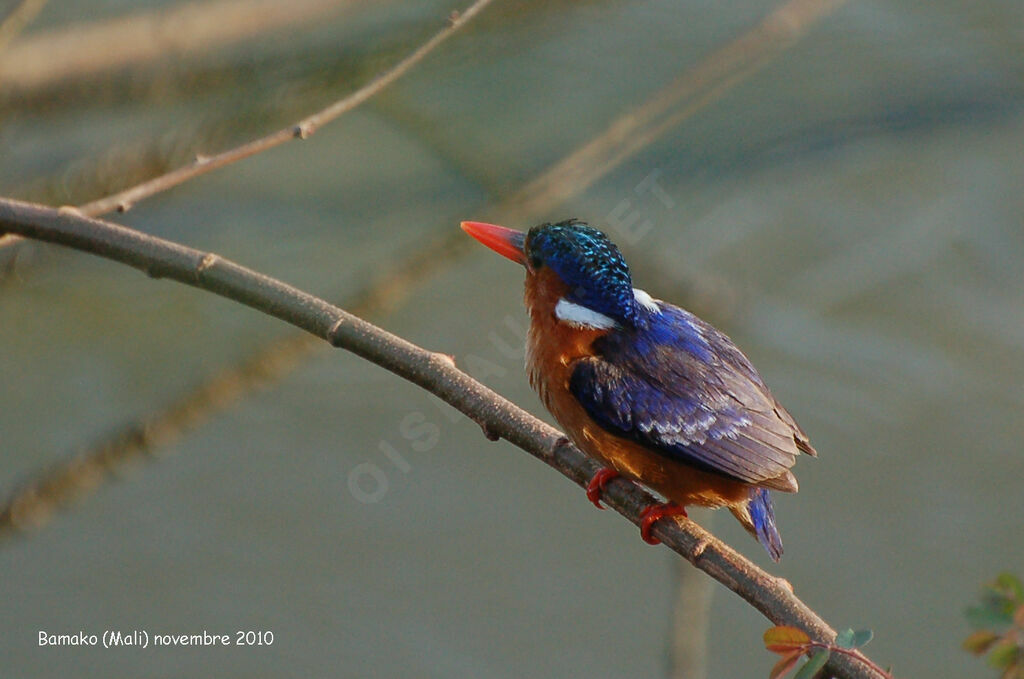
764,626 -> 811,654
989,640 -> 1021,670
851,628 -> 874,648
793,649 -> 830,679
995,573 -> 1024,603
833,628 -> 872,649
834,628 -> 856,649
967,602 -> 1014,629
963,629 -> 1001,655
769,651 -> 803,679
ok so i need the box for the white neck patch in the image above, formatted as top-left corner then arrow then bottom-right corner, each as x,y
633,288 -> 660,313
554,298 -> 618,330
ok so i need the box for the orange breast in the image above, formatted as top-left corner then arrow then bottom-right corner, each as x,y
523,269 -> 750,510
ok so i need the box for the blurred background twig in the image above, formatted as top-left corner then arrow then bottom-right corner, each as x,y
0,0 -> 48,54
0,0 -> 352,89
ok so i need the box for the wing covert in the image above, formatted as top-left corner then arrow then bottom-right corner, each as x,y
569,305 -> 807,488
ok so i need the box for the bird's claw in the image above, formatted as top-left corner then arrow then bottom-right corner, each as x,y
585,468 -> 620,509
639,502 -> 688,544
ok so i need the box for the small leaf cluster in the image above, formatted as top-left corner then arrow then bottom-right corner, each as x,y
963,573 -> 1024,679
763,625 -> 876,679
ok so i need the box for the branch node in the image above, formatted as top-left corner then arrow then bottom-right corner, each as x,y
478,421 -> 500,441
690,535 -> 712,563
327,316 -> 346,346
293,123 -> 312,139
194,154 -> 210,165
116,202 -> 132,213
196,253 -> 219,276
545,435 -> 580,467
447,10 -> 461,26
548,435 -> 574,459
57,205 -> 83,217
431,352 -> 457,369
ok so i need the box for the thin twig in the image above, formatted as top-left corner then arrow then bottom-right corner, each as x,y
0,196 -> 887,679
5,43 -> 427,209
79,0 -> 493,217
0,0 -> 495,250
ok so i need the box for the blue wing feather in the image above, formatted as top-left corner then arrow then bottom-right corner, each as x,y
570,303 -> 809,488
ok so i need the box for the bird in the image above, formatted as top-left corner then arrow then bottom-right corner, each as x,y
460,218 -> 816,561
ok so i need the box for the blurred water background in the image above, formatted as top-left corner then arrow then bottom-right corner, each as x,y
1,0 -> 1022,676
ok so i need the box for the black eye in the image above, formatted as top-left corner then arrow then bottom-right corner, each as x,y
529,252 -> 543,270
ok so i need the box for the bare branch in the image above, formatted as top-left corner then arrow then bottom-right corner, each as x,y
0,0 -> 495,250
74,0 -> 494,217
0,196 -> 887,679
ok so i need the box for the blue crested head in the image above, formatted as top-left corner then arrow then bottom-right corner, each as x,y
525,219 -> 639,326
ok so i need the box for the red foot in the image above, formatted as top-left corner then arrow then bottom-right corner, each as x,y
639,503 -> 688,545
585,468 -> 620,509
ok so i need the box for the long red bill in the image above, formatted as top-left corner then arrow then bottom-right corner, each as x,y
460,221 -> 527,266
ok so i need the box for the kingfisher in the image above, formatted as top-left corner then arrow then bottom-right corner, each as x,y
461,218 -> 816,561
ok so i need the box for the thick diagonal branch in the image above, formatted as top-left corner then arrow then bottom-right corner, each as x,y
0,196 -> 885,679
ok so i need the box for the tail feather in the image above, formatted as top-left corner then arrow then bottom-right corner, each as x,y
731,487 -> 784,562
